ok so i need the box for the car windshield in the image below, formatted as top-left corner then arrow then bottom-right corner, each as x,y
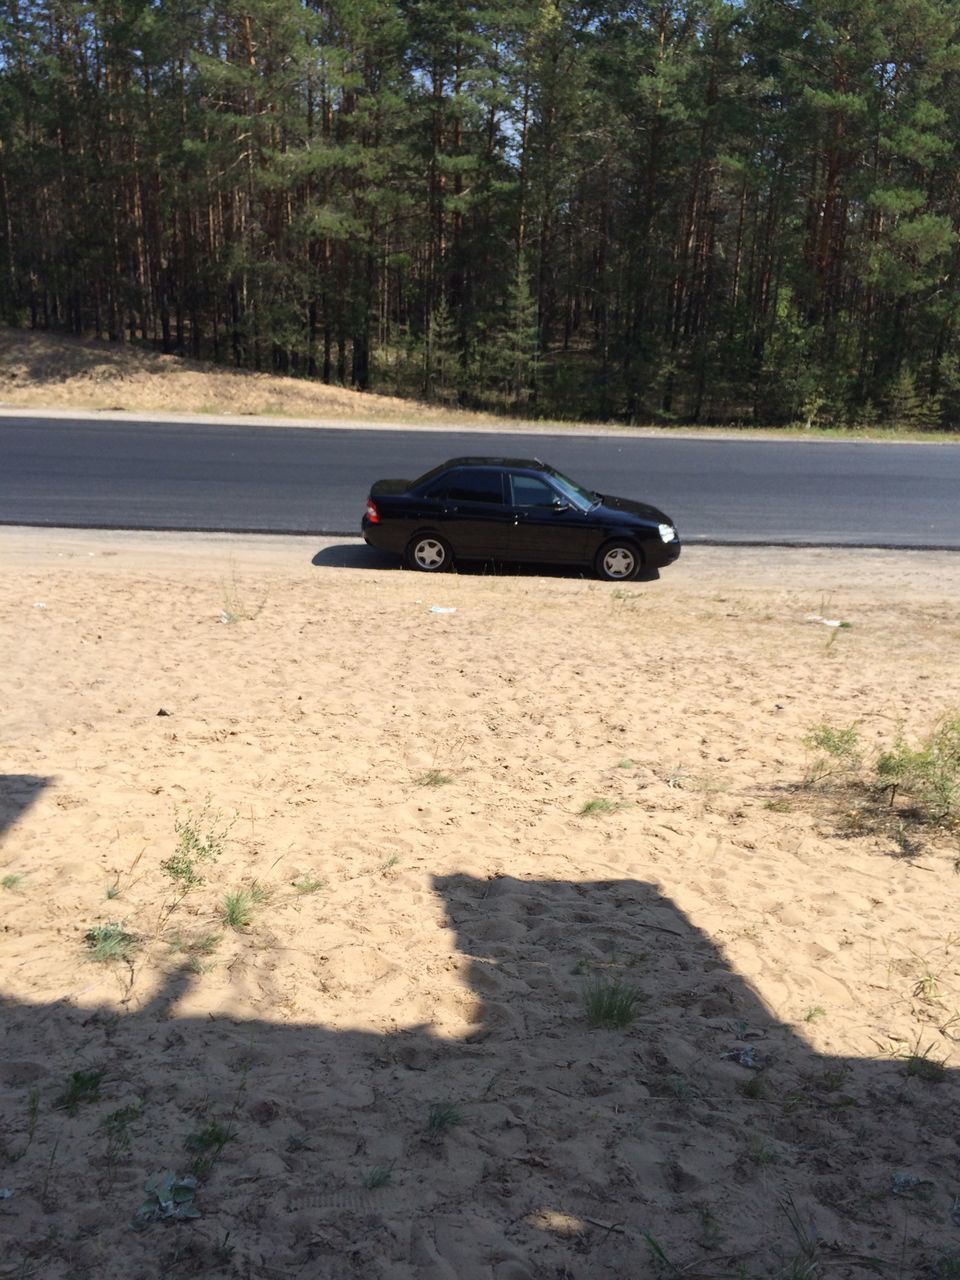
547,468 -> 598,510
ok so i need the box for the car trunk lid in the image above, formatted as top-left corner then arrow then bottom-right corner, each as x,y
370,478 -> 412,497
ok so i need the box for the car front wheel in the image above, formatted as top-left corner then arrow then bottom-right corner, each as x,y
595,540 -> 641,582
405,533 -> 454,572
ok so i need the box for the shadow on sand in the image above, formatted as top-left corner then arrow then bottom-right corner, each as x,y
2,869 -> 956,1278
311,543 -> 660,582
0,774 -> 49,843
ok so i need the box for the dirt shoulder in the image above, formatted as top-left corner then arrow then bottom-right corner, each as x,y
3,531 -> 960,1277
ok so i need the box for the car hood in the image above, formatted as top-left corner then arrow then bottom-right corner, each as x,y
596,494 -> 673,526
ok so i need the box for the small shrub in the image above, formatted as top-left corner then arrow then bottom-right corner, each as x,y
85,922 -> 139,964
2,872 -> 24,890
875,713 -> 960,824
584,977 -> 642,1028
803,722 -> 861,786
163,800 -> 236,892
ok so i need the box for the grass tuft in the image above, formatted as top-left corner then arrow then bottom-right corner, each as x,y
426,1102 -> 462,1137
293,874 -> 327,895
56,1069 -> 104,1115
221,890 -> 254,929
2,872 -> 24,890
84,922 -> 139,963
185,1120 -> 237,1176
417,769 -> 454,787
903,1037 -> 947,1082
578,797 -> 624,817
365,1163 -> 394,1189
583,976 -> 642,1028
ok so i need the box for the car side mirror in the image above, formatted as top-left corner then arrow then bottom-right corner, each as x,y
550,499 -> 570,511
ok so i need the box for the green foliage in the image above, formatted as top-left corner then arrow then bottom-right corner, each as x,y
84,922 -> 139,964
221,890 -> 254,929
185,1121 -> 237,1176
902,1037 -> 947,1082
875,713 -> 960,823
583,977 -> 642,1029
417,769 -> 454,787
803,722 -> 861,785
578,797 -> 624,817
163,800 -> 235,892
56,1069 -> 104,1115
292,875 -> 327,895
426,1102 -> 461,1137
1,0 -> 960,427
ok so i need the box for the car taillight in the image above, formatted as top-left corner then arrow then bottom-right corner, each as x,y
365,498 -> 381,524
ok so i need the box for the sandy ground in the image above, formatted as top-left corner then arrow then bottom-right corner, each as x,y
2,529 -> 960,1279
0,327 -> 495,426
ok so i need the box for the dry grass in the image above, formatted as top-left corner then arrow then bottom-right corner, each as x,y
0,326 -> 497,425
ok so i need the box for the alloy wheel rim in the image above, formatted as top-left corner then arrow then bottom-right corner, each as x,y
603,547 -> 635,579
415,539 -> 445,569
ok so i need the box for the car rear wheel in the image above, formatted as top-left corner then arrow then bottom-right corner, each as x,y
595,540 -> 641,582
405,533 -> 454,572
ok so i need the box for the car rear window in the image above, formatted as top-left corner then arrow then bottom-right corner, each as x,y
442,470 -> 506,504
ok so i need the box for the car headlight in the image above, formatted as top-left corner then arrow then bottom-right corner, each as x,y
658,523 -> 676,543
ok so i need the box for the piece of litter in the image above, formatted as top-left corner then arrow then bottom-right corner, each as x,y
0,1189 -> 13,1200
891,1172 -> 934,1196
722,1045 -> 761,1069
429,606 -> 457,614
33,602 -> 46,609
804,613 -> 843,628
135,1171 -> 201,1225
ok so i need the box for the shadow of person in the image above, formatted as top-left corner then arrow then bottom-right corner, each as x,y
0,774 -> 49,843
1,873 -> 955,1279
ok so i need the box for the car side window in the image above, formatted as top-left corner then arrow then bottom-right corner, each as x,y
445,470 -> 505,504
510,474 -> 559,507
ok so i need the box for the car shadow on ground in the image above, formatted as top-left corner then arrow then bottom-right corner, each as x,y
2,870 -> 956,1278
310,544 -> 660,582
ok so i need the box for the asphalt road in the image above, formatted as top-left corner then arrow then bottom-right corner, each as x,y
1,416 -> 959,547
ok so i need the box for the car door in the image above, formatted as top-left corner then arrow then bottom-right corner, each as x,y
504,472 -> 591,565
432,468 -> 513,559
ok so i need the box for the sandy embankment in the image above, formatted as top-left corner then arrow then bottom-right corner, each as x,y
2,531 -> 959,1279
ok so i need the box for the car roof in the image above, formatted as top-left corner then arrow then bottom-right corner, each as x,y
439,457 -> 548,471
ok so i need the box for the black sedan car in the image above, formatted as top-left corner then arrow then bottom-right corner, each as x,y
361,457 -> 681,580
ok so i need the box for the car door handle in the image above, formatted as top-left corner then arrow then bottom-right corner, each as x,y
441,505 -> 460,515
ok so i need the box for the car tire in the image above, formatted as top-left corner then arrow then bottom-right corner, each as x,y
595,540 -> 642,582
405,533 -> 454,573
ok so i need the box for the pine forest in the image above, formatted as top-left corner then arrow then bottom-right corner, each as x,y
2,0 -> 960,427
